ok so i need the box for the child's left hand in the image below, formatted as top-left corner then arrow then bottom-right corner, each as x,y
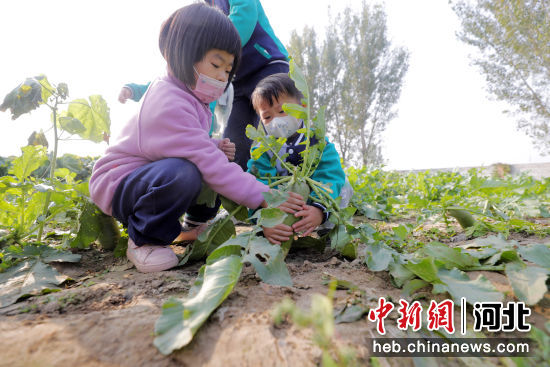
292,205 -> 323,237
218,138 -> 236,161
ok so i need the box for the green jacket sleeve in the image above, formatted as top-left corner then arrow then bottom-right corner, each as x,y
247,146 -> 277,186
124,82 -> 151,102
310,139 -> 346,201
228,0 -> 258,46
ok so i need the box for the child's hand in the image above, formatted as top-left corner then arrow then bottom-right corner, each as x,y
292,205 -> 323,237
277,191 -> 305,214
118,87 -> 132,104
218,138 -> 236,161
263,224 -> 293,245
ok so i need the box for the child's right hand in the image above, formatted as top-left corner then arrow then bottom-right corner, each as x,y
261,191 -> 304,245
118,87 -> 132,104
277,191 -> 304,214
263,223 -> 293,245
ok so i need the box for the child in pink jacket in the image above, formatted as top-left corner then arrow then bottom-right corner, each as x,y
89,4 -> 303,273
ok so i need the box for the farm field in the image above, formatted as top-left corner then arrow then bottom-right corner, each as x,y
1,166 -> 549,367
0,69 -> 549,367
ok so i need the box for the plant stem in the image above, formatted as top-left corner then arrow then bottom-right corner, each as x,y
37,99 -> 59,242
259,135 -> 295,174
267,176 -> 291,188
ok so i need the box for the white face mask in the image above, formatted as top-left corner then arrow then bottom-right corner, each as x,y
264,115 -> 302,138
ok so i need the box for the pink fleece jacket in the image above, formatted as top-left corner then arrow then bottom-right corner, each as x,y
89,72 -> 268,215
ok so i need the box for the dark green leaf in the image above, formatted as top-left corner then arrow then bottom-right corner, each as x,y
220,196 -> 248,221
405,257 -> 441,283
69,200 -> 101,249
195,184 -> 217,208
402,279 -> 430,297
0,78 -> 43,119
291,236 -> 326,253
153,255 -> 243,354
179,218 -> 235,264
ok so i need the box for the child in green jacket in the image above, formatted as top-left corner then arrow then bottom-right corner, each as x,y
247,73 -> 349,245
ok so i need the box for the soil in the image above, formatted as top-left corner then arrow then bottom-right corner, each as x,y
0,223 -> 549,367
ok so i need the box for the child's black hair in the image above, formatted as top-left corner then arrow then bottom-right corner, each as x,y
159,3 -> 241,88
251,73 -> 304,110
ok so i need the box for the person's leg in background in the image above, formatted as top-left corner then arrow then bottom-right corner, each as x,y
223,62 -> 289,171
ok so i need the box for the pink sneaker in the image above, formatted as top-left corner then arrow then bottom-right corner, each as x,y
126,239 -> 179,273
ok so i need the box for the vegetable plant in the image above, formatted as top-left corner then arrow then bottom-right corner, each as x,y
153,60 -> 361,354
0,76 -> 118,308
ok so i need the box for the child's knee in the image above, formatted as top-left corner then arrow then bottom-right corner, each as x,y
161,158 -> 203,195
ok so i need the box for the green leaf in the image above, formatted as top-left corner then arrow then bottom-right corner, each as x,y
330,224 -> 352,253
220,196 -> 248,222
505,262 -> 549,305
470,236 -> 517,250
291,236 -> 326,253
282,103 -> 307,120
334,303 -> 369,324
402,278 -> 429,297
0,259 -> 68,308
339,241 -> 358,259
256,207 -> 287,228
433,268 -> 503,305
365,243 -> 395,272
64,95 -> 110,143
35,75 -> 55,104
0,78 -> 43,119
312,106 -> 326,140
388,262 -> 416,287
69,200 -> 101,249
58,115 -> 86,135
180,218 -> 236,264
420,242 -> 480,270
289,59 -> 309,101
517,243 -> 550,268
447,207 -> 476,228
10,145 -> 48,181
206,238 -> 244,264
245,124 -> 264,140
262,189 -> 289,208
243,237 -> 292,286
40,247 -> 81,263
392,225 -> 409,240
195,184 -> 217,208
405,257 -> 441,283
153,255 -> 243,354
